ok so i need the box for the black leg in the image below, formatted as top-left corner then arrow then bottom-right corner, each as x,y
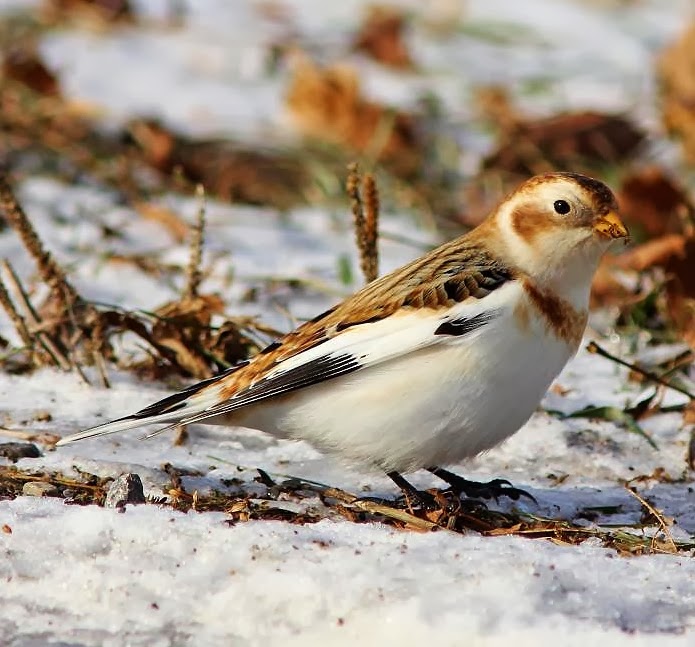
386,471 -> 438,509
427,466 -> 536,503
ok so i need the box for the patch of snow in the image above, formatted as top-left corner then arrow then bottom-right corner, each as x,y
2,499 -> 695,646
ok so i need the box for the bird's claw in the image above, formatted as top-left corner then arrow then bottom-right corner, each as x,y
443,476 -> 536,503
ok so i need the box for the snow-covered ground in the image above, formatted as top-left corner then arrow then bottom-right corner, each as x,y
1,1 -> 695,645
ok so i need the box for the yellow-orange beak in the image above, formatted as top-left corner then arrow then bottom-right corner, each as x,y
594,211 -> 628,240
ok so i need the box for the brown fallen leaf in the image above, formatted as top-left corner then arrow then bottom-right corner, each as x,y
41,0 -> 136,25
618,166 -> 693,240
353,5 -> 414,70
285,56 -> 422,178
662,237 -> 695,347
484,110 -> 644,175
594,230 -> 695,346
613,234 -> 688,273
125,119 -> 309,209
2,45 -> 61,97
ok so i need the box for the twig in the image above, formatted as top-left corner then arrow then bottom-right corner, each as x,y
0,174 -> 80,312
183,184 -> 206,300
0,426 -> 61,445
1,259 -> 41,323
1,260 -> 72,370
346,163 -> 380,284
0,272 -> 34,351
90,315 -> 111,388
624,486 -> 678,554
321,486 -> 438,531
587,341 -> 695,400
251,466 -> 438,530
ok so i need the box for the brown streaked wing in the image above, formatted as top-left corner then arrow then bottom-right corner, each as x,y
213,236 -> 516,399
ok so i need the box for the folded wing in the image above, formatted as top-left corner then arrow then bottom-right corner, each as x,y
57,240 -> 516,445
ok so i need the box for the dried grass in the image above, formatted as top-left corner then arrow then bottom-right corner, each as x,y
0,174 -> 276,382
1,463 -> 692,556
347,163 -> 380,283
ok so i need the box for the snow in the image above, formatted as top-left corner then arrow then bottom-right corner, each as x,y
1,0 -> 695,645
2,499 -> 695,647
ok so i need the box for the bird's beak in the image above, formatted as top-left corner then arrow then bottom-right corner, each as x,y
594,211 -> 628,240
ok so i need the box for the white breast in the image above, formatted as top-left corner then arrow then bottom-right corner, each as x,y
227,282 -> 578,473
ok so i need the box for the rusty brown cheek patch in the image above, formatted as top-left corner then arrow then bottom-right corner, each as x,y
523,280 -> 588,346
510,204 -> 552,244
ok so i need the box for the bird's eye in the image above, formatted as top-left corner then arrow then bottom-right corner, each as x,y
553,200 -> 571,215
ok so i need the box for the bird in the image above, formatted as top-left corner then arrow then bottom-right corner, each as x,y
57,172 -> 628,504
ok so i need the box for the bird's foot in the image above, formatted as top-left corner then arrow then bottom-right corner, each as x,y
385,470 -> 443,511
427,467 -> 536,503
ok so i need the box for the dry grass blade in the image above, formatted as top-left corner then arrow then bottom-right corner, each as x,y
183,184 -> 206,300
346,163 -> 380,283
0,461 -> 694,553
587,341 -> 694,399
0,426 -> 61,445
625,486 -> 678,554
0,272 -> 34,352
0,174 -> 79,311
321,486 -> 438,531
1,260 -> 72,370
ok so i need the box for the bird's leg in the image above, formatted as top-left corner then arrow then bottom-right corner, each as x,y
386,471 -> 439,510
427,467 -> 536,503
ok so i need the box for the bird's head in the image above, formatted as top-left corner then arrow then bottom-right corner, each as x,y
489,172 -> 628,286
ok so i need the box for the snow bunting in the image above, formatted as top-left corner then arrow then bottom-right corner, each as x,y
58,172 -> 628,501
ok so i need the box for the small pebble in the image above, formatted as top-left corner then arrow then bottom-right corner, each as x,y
22,481 -> 58,497
0,443 -> 40,463
105,473 -> 146,509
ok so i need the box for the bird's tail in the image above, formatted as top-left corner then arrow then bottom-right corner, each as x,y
55,364 -> 246,446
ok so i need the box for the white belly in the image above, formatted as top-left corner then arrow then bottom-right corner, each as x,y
227,301 -> 577,473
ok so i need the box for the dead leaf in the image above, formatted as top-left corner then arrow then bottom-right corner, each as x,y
156,294 -> 225,323
42,0 -> 135,25
618,166 -> 693,239
2,46 -> 61,97
285,56 -> 422,178
614,234 -> 688,273
484,110 -> 644,175
353,5 -> 414,69
126,118 -> 309,208
591,233 -> 689,308
662,238 -> 695,347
